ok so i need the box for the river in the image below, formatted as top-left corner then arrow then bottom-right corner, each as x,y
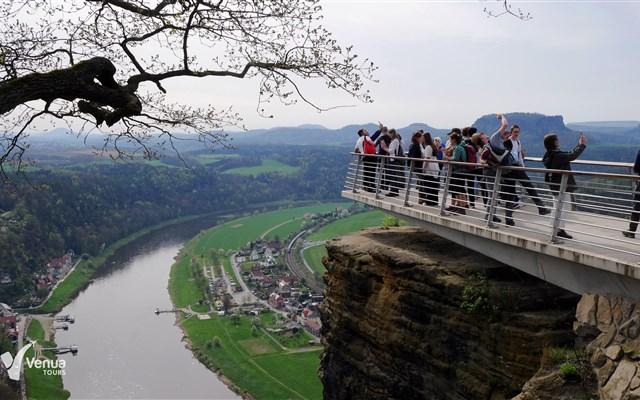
55,218 -> 241,399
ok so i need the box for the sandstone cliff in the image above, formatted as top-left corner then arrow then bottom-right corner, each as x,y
319,227 -> 581,400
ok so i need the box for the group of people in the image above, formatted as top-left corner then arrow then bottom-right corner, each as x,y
355,114 -> 589,239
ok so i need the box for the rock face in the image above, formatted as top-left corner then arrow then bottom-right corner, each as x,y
575,294 -> 640,400
318,227 -> 580,400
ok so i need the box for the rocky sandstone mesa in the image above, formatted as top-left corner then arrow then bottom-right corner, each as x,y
319,226 -> 640,400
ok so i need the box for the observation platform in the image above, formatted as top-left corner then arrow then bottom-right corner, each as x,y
343,152 -> 640,300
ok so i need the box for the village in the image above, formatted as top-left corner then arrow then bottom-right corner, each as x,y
196,233 -> 324,344
1,251 -> 76,342
233,236 -> 324,339
195,208 -> 360,343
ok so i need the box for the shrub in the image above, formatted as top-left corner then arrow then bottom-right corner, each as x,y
459,272 -> 497,320
560,363 -> 579,379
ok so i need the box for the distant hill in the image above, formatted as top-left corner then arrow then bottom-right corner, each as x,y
567,121 -> 640,134
228,122 -> 447,147
23,114 -> 640,161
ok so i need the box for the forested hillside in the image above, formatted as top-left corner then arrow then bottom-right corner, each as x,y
0,145 -> 349,305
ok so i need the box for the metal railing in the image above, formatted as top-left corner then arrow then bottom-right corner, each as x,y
345,152 -> 640,258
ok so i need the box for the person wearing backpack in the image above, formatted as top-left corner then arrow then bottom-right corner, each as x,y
354,128 -> 377,193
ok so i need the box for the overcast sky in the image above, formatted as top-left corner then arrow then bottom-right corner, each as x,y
167,0 -> 640,131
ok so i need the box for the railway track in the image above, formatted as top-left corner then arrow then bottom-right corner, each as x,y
285,232 -> 324,294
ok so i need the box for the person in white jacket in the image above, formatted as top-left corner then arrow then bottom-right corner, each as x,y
421,132 -> 440,206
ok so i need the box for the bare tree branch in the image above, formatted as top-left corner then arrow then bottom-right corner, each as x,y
483,0 -> 532,20
0,0 -> 377,179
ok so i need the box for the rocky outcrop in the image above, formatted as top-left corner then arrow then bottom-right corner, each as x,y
575,294 -> 640,400
319,227 -> 580,400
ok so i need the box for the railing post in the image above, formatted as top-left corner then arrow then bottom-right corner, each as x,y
352,153 -> 362,193
550,174 -> 570,243
404,158 -> 414,207
439,164 -> 452,216
484,167 -> 503,228
375,157 -> 386,199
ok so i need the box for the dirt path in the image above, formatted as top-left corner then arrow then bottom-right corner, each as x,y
31,315 -> 55,341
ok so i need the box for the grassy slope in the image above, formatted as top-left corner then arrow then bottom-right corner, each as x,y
306,210 -> 387,241
301,210 -> 388,273
221,159 -> 299,176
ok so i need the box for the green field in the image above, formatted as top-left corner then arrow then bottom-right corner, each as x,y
300,210 -> 388,274
180,309 -> 322,400
221,159 -> 299,176
188,202 -> 348,254
302,246 -> 328,275
307,209 -> 387,241
194,154 -> 240,165
261,218 -> 304,241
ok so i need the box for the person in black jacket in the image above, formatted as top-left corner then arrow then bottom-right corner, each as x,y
407,130 -> 426,204
371,122 -> 391,190
623,149 -> 640,238
542,133 -> 587,239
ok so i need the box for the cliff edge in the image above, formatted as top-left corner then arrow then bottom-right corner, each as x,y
319,227 -> 581,399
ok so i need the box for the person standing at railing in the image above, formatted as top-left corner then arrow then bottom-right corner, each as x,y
482,113 -> 513,225
508,124 -> 525,208
422,132 -> 441,206
623,149 -> 640,238
408,131 -> 426,203
504,125 -> 551,216
443,132 -> 468,214
371,122 -> 391,191
384,129 -> 403,197
434,136 -> 444,171
354,128 -> 377,193
471,132 -> 489,207
542,132 -> 587,239
462,126 -> 481,208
